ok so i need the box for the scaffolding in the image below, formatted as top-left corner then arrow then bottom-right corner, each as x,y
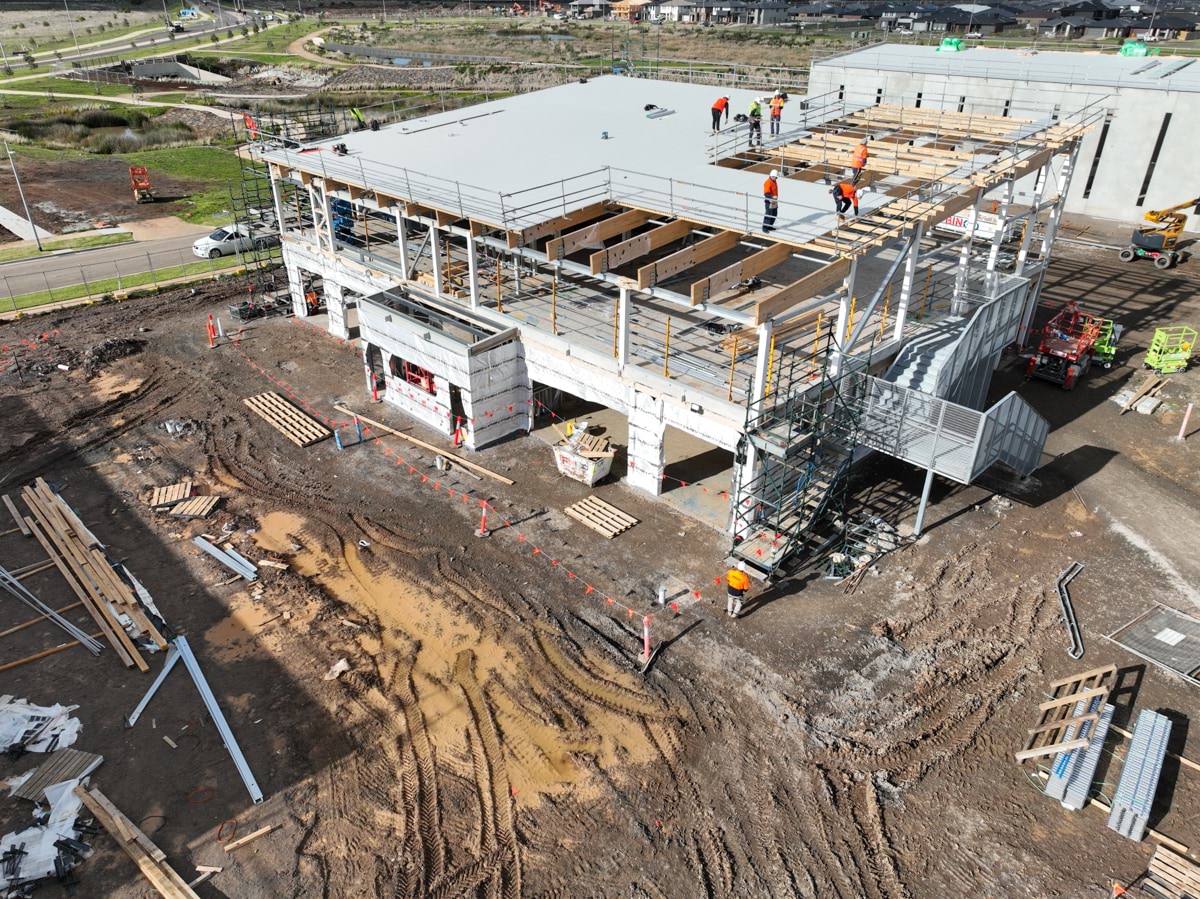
731,329 -> 872,576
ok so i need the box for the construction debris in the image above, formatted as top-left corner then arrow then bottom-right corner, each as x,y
126,636 -> 263,804
74,785 -> 200,899
193,536 -> 258,582
1108,709 -> 1172,841
1056,561 -> 1085,660
0,697 -> 82,755
1116,374 -> 1169,414
0,781 -> 92,895
223,823 -> 280,853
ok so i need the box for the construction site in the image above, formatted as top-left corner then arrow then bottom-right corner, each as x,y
1,31 -> 1200,899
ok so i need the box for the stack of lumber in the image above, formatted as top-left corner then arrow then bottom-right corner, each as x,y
1120,374 -> 1170,414
19,478 -> 165,672
148,480 -> 193,510
75,786 -> 200,899
564,496 -> 639,539
12,749 -> 103,802
1145,845 -> 1200,898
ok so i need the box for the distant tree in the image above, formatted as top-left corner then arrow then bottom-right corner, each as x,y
210,34 -> 219,44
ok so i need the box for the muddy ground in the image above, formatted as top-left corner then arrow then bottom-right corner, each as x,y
0,246 -> 1198,898
0,155 -> 204,233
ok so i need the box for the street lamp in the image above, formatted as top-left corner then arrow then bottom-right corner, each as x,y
4,142 -> 43,253
63,0 -> 82,57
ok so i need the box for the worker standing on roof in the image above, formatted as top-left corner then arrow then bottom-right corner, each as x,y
851,137 -> 870,184
711,95 -> 730,132
769,90 -> 786,137
832,181 -> 861,220
763,170 -> 780,233
748,97 -> 764,147
725,562 -> 751,618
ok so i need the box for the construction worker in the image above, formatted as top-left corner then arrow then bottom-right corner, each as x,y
850,137 -> 870,184
711,95 -> 730,132
832,181 -> 860,220
748,97 -> 764,147
763,170 -> 780,233
769,90 -> 786,137
725,562 -> 751,618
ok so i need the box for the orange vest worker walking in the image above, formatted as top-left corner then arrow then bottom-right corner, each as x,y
726,562 -> 751,618
851,139 -> 870,183
711,95 -> 730,132
763,170 -> 780,233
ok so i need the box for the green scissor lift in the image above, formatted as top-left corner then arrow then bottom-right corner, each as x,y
1144,325 -> 1197,374
1094,318 -> 1122,369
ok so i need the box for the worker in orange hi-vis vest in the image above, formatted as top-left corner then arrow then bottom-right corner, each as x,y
850,138 -> 870,184
711,95 -> 730,133
762,170 -> 780,233
832,181 -> 861,220
769,90 -> 786,137
725,562 -> 752,618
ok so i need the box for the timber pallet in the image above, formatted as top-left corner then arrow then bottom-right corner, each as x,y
1016,664 -> 1117,762
149,480 -> 192,510
167,495 -> 221,520
244,392 -> 331,447
563,496 -> 639,539
12,748 -> 103,802
1143,845 -> 1200,899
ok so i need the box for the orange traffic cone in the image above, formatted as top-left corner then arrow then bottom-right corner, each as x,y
1112,881 -> 1127,898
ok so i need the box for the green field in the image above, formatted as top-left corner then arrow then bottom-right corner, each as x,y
119,146 -> 246,223
0,232 -> 131,264
4,256 -> 246,313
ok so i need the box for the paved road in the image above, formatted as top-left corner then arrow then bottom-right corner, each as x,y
0,232 -> 217,298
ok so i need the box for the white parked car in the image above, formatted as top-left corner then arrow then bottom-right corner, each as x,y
965,30 -> 983,37
192,225 -> 276,259
894,27 -> 913,35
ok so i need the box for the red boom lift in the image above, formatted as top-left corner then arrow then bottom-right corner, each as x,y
1026,301 -> 1102,390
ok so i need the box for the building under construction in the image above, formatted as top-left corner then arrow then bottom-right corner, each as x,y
251,75 -> 1097,576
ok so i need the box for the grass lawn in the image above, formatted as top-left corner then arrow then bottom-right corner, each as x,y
119,146 -> 246,224
5,256 -> 245,312
5,76 -> 136,98
0,232 -> 131,264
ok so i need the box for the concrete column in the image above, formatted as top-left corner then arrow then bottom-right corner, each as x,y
325,281 -> 348,339
951,189 -> 984,314
395,210 -> 409,278
830,259 -> 857,376
987,178 -> 1016,273
1015,159 -> 1052,279
286,263 -> 308,318
617,286 -> 632,369
626,390 -> 667,496
892,223 -> 923,342
431,226 -> 444,296
466,235 -> 480,309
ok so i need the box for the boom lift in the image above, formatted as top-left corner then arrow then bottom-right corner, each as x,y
1027,301 -> 1111,390
1119,196 -> 1200,270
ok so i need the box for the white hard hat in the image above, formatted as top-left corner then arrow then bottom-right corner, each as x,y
770,170 -> 779,179
736,561 -> 747,572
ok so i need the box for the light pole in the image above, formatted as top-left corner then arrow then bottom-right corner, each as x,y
4,142 -> 43,252
63,0 -> 82,57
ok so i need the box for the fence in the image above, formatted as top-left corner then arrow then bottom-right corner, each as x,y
0,245 -> 251,315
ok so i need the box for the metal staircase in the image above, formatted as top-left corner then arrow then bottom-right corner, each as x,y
730,331 -> 870,576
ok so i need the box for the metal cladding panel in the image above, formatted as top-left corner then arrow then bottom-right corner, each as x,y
1107,709 -> 1172,841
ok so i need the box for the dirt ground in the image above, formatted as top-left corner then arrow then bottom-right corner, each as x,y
0,244 -> 1198,898
0,155 -> 204,233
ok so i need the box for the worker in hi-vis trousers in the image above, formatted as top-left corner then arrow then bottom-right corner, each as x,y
726,562 -> 751,618
769,91 -> 786,137
711,95 -> 730,132
763,170 -> 780,233
748,97 -> 764,147
850,138 -> 869,184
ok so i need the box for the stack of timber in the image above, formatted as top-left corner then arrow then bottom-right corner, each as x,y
564,496 -> 639,539
75,786 -> 201,899
244,392 -> 331,447
19,478 -> 166,672
1144,845 -> 1200,899
166,496 -> 221,520
12,749 -> 103,802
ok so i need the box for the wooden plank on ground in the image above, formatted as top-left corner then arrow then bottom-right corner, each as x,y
2,494 -> 30,537
637,230 -> 740,290
13,748 -> 103,801
563,496 -> 639,539
244,392 -> 331,447
691,243 -> 793,306
754,258 -> 851,325
168,496 -> 221,520
149,480 -> 193,509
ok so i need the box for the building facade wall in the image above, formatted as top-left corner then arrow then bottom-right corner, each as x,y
808,61 -> 1200,225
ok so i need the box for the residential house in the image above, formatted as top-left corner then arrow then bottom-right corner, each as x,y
746,1 -> 795,25
567,0 -> 612,16
1131,12 -> 1200,40
920,6 -> 1017,33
